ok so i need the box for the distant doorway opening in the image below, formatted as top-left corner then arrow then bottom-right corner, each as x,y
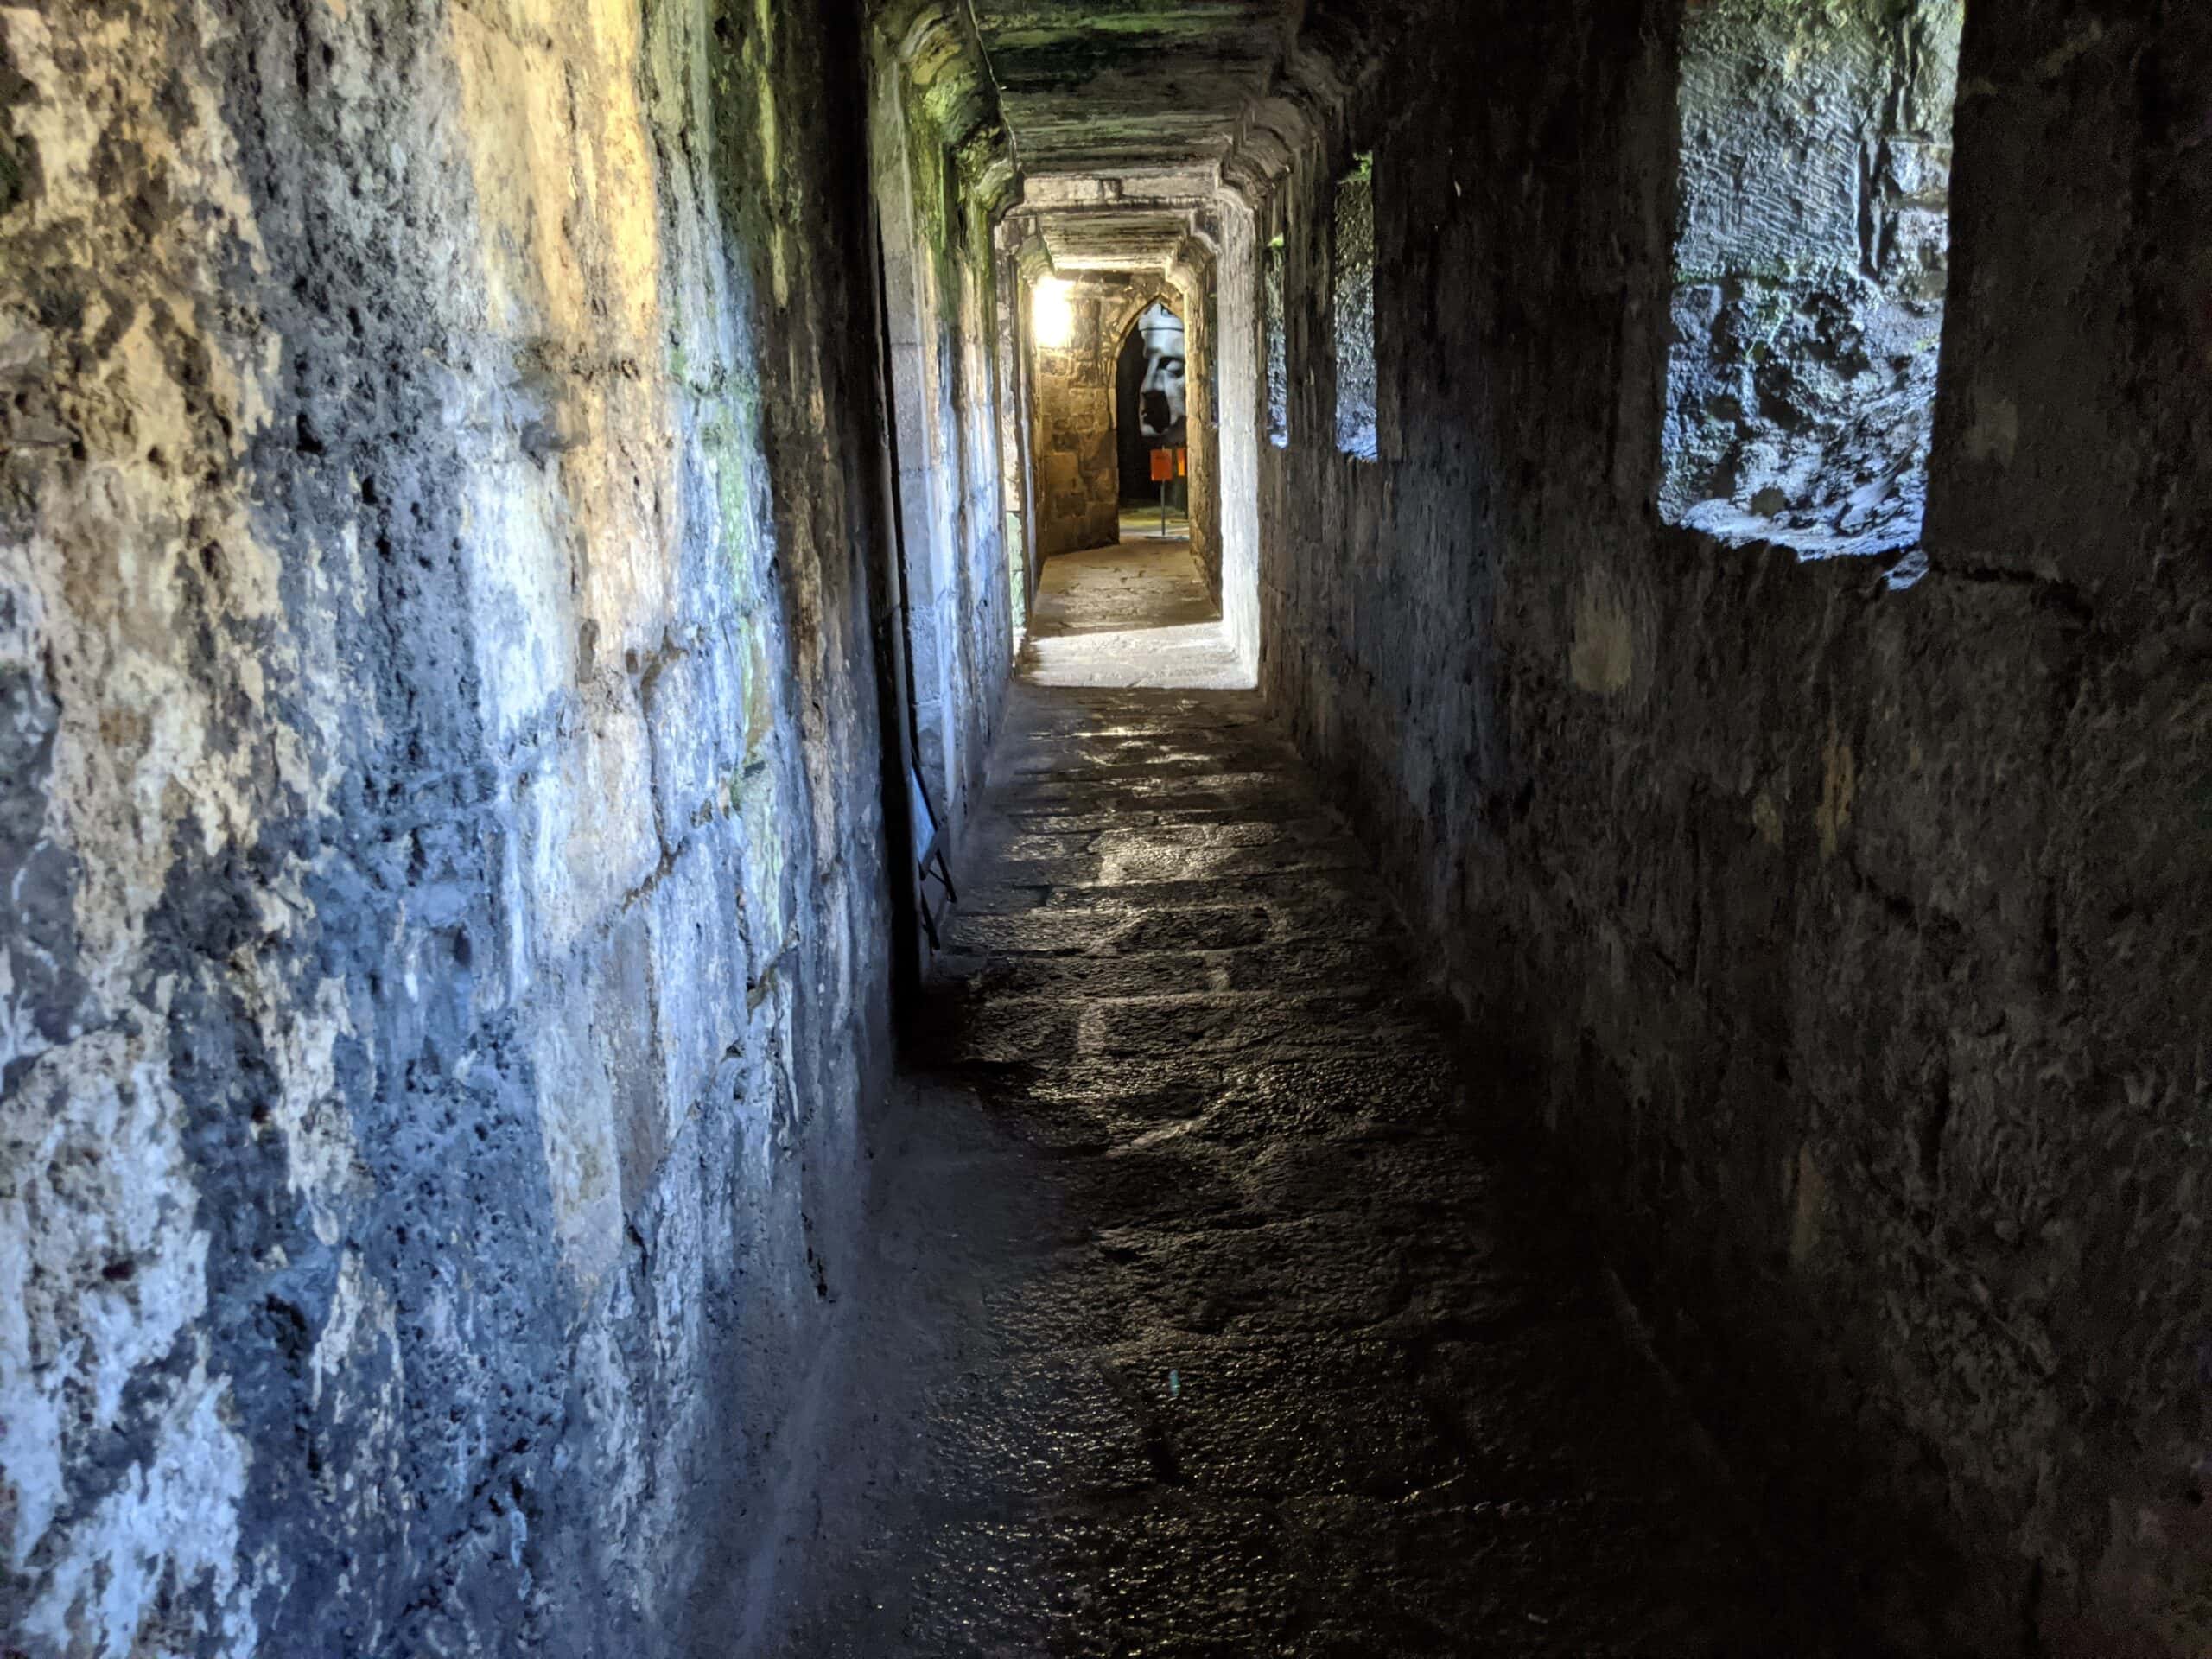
1116,301 -> 1187,518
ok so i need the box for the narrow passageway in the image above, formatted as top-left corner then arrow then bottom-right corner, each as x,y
16,1 -> 2202,1650
764,577 -> 1875,1655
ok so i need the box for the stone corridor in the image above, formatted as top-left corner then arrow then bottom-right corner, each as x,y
8,0 -> 2207,1653
756,580 -> 1875,1653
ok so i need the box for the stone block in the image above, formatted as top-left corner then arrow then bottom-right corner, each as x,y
646,815 -> 749,1142
513,691 -> 662,976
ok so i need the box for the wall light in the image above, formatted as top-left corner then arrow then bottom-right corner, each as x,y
1032,277 -> 1074,349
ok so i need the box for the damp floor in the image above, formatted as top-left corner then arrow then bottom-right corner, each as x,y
753,538 -> 1876,1656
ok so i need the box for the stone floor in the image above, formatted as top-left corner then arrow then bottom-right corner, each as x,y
753,542 -> 1877,1656
1116,502 -> 1192,543
1022,533 -> 1249,690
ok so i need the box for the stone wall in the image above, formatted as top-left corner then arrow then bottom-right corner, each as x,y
1241,1 -> 2212,1652
1171,236 -> 1226,615
0,0 -> 996,1650
1207,204 -> 1262,672
1666,0 -> 1961,555
1329,156 -> 1377,461
1027,272 -> 1177,557
1027,278 -> 1124,556
867,18 -> 1017,864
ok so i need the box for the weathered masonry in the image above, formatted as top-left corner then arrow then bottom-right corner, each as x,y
1,4 -> 1007,1651
2,2 -> 2207,1656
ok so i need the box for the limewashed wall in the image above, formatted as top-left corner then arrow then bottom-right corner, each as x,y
0,0 -> 985,1649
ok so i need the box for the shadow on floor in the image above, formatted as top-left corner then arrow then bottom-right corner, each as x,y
739,579 -> 1890,1654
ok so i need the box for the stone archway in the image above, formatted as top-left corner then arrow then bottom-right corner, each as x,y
1113,296 -> 1187,506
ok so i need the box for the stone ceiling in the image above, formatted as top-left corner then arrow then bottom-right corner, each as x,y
973,1 -> 1294,269
1038,207 -> 1203,268
968,1 -> 1408,270
1008,168 -> 1215,269
973,2 -> 1292,174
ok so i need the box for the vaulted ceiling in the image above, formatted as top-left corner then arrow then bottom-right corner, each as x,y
956,1 -> 1402,272
970,2 -> 1291,176
969,2 -> 1293,269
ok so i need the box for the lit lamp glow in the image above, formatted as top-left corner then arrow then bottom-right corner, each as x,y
1032,277 -> 1074,348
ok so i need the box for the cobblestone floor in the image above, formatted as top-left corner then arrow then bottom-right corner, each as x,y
758,550 -> 1874,1656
